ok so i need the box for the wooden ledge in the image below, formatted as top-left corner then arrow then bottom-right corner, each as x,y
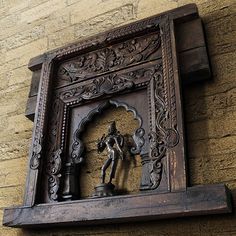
3,184 -> 232,228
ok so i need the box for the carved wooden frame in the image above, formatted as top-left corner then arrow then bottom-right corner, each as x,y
3,4 -> 232,228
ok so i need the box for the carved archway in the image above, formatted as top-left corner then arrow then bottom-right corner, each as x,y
71,99 -> 145,165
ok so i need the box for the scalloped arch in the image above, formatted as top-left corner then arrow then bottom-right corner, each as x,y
71,99 -> 145,164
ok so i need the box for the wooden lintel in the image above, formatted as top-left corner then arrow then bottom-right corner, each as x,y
3,184 -> 232,228
24,7 -> 211,121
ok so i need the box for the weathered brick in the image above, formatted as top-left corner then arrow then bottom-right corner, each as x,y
0,58 -> 28,76
8,66 -> 31,88
209,52 -> 236,86
205,14 -> 236,56
186,111 -> 236,142
48,26 -> 75,49
0,25 -> 45,50
0,0 -> 28,10
5,37 -> 47,63
198,0 -> 235,17
0,14 -> 21,40
138,0 -> 178,18
0,139 -> 30,161
0,73 -> 8,91
20,0 -> 66,23
66,0 -> 82,6
7,114 -> 33,134
0,88 -> 29,116
188,135 -> 236,159
8,0 -> 29,13
0,185 -> 24,208
0,158 -> 27,188
184,87 -> 236,123
202,2 -> 236,24
28,0 -> 49,8
74,4 -> 136,39
71,0 -> 137,25
178,0 -> 234,9
45,12 -> 70,35
188,151 -> 236,188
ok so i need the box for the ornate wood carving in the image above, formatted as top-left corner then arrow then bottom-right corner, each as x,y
57,33 -> 161,84
146,19 -> 180,190
30,62 -> 51,170
59,73 -> 135,101
3,4 -> 231,228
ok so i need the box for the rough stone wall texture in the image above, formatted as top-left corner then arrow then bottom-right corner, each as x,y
0,0 -> 236,235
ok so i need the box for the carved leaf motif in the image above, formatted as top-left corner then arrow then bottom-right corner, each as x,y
62,64 -> 76,82
71,140 -> 84,164
44,97 -> 64,202
147,62 -> 179,190
150,160 -> 162,189
30,134 -> 42,169
48,175 -> 60,201
131,128 -> 145,154
96,48 -> 116,70
57,33 -> 161,83
47,149 -> 62,201
166,128 -> 179,147
149,131 -> 165,160
47,149 -> 62,175
60,73 -> 134,101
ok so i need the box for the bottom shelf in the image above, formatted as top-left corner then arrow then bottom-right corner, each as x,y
3,184 -> 232,228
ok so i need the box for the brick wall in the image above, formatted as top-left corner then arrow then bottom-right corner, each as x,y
0,0 -> 236,235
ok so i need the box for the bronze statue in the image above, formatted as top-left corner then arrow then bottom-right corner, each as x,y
92,121 -> 124,198
97,121 -> 124,184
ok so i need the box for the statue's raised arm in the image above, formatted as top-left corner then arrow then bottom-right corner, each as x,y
97,134 -> 106,153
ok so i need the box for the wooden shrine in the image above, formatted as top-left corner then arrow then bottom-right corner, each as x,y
3,4 -> 232,228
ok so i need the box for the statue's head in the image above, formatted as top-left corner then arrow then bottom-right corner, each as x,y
108,121 -> 117,135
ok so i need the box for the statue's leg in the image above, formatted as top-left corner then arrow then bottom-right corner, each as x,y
109,158 -> 119,183
101,158 -> 112,183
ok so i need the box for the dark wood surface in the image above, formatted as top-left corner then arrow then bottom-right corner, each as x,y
24,7 -> 189,206
3,184 -> 232,228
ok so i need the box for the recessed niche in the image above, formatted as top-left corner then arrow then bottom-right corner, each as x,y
81,106 -> 141,198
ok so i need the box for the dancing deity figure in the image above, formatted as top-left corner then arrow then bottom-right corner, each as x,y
97,121 -> 124,184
